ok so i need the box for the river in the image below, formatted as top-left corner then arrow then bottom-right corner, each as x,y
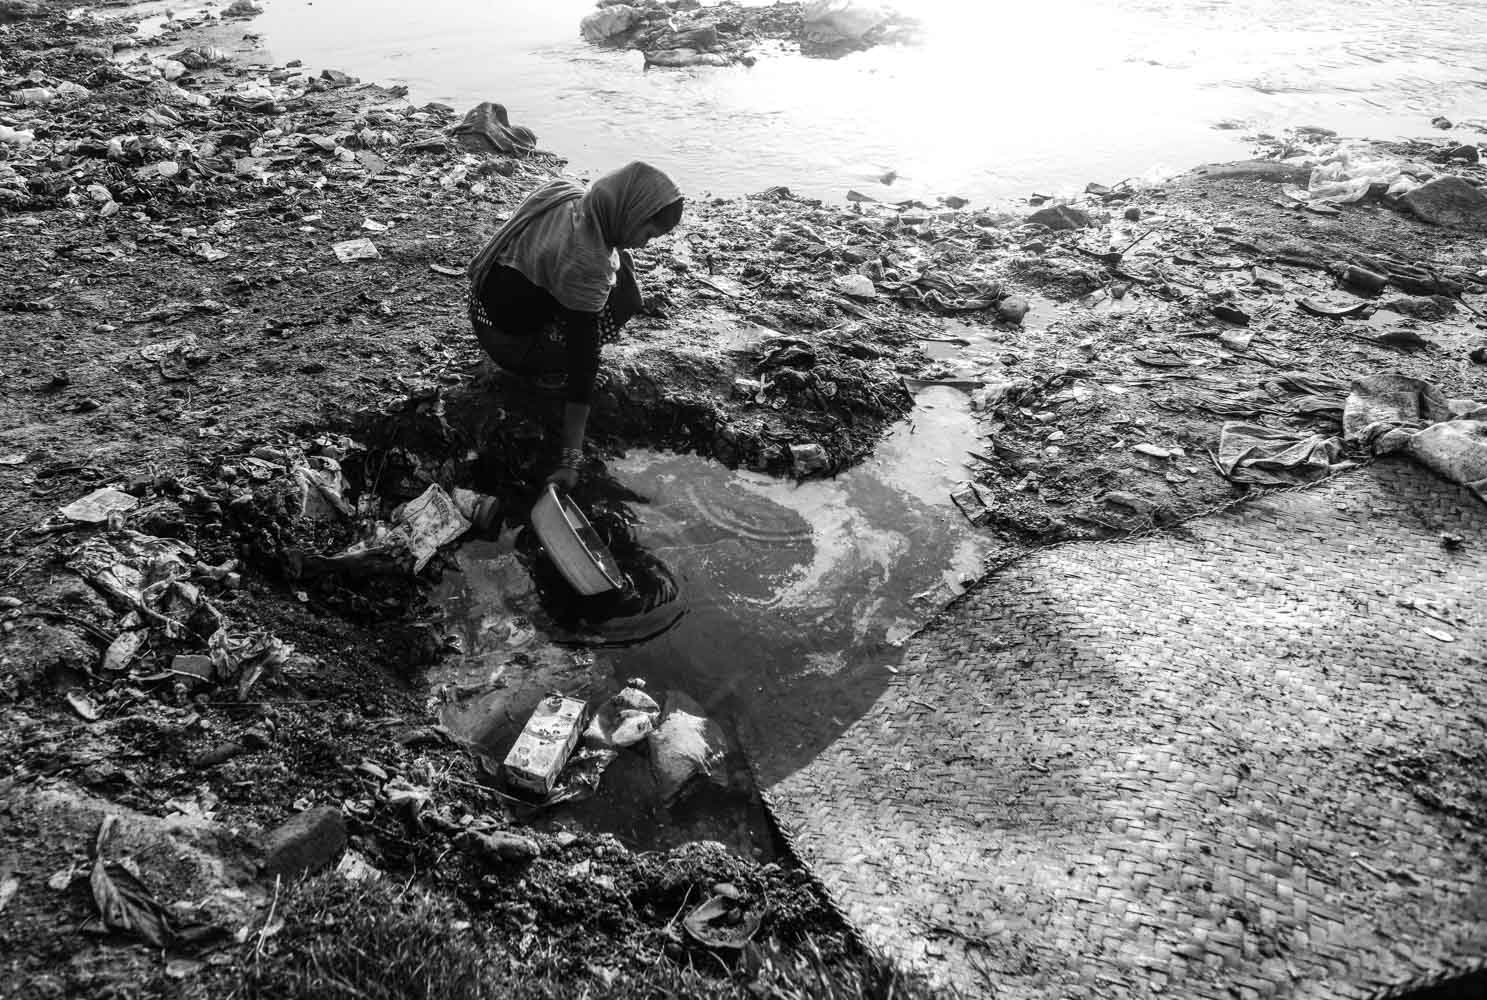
250,0 -> 1487,205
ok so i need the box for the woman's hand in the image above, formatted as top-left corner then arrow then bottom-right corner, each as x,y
546,464 -> 580,491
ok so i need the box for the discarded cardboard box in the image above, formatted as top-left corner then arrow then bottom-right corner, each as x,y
503,695 -> 586,796
59,487 -> 139,524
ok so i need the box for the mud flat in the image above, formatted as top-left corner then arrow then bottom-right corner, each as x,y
2,0 -> 1486,995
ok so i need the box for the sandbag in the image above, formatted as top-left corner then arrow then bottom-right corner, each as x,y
649,691 -> 727,803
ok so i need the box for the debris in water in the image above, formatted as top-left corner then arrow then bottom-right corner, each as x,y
503,695 -> 586,796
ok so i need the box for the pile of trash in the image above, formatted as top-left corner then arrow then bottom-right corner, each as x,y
1249,138 -> 1487,231
0,4 -> 553,222
18,428 -> 513,713
577,0 -> 919,68
36,495 -> 293,704
1215,373 -> 1487,498
191,437 -> 502,584
497,682 -> 730,809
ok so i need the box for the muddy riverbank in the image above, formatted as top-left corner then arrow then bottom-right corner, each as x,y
2,0 -> 1486,996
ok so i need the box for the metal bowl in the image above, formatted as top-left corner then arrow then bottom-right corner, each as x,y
530,484 -> 625,596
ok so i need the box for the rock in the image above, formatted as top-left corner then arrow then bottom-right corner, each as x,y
833,273 -> 876,298
671,25 -> 718,50
580,4 -> 638,43
1448,144 -> 1481,164
1026,205 -> 1090,231
191,742 -> 247,769
1431,116 -> 1454,130
1401,176 -> 1487,230
1383,295 -> 1456,321
643,48 -> 735,68
0,0 -> 43,22
1102,491 -> 1158,516
7,621 -> 95,690
463,830 -> 540,863
650,691 -> 728,803
320,69 -> 359,88
1124,206 -> 1141,221
1211,303 -> 1250,325
262,807 -> 346,878
997,295 -> 1030,325
789,442 -> 829,476
1469,340 -> 1487,365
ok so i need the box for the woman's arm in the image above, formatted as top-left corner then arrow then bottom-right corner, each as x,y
546,310 -> 602,488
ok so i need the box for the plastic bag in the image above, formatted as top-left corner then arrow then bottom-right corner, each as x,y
1308,150 -> 1402,203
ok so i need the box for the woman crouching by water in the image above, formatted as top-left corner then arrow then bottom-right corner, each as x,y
467,161 -> 684,489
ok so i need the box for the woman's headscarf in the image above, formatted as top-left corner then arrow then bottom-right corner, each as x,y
467,161 -> 682,313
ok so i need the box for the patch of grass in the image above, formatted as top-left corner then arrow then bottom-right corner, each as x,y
217,875 -> 945,1000
228,878 -> 498,1000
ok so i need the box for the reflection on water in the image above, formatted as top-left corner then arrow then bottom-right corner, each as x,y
253,0 -> 1487,204
427,387 -> 996,847
432,386 -> 993,734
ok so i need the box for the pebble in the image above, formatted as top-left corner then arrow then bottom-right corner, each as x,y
1124,206 -> 1141,221
997,295 -> 1030,325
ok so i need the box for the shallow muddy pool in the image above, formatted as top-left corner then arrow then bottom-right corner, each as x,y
242,0 -> 1487,205
428,386 -> 995,845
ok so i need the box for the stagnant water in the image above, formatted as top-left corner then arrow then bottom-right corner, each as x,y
238,0 -> 1487,204
430,386 -> 996,848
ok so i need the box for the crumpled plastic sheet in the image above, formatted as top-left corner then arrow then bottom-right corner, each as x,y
1344,373 -> 1487,501
209,627 -> 293,698
1217,422 -> 1352,486
1308,148 -> 1430,203
67,532 -> 199,635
